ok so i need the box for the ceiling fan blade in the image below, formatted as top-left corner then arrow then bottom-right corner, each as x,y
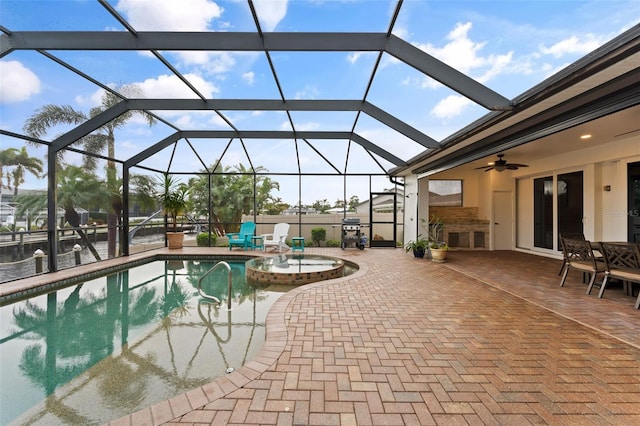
476,155 -> 529,172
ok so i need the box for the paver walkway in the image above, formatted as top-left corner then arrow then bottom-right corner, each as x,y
101,247 -> 640,425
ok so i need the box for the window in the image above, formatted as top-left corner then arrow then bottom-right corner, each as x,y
428,180 -> 462,206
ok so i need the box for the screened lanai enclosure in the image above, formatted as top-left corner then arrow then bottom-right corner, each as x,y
0,0 -> 514,280
5,0 -> 626,281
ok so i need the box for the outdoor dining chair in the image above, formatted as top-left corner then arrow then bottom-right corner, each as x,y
559,237 -> 606,293
597,242 -> 640,309
557,233 -> 586,276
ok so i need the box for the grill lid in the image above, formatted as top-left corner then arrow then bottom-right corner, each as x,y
342,217 -> 360,224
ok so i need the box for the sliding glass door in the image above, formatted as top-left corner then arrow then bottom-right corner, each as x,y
533,171 -> 583,250
629,162 -> 640,243
534,176 -> 554,249
557,171 -> 584,240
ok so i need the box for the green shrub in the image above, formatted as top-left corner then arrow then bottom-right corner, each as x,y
326,239 -> 340,247
89,212 -> 107,224
197,232 -> 217,247
311,227 -> 326,247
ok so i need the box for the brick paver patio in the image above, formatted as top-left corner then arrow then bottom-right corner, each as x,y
99,247 -> 640,425
11,247 -> 639,425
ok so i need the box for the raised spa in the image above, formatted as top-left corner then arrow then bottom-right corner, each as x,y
246,254 -> 349,285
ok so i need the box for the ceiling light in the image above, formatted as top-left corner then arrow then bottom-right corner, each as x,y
580,134 -> 592,140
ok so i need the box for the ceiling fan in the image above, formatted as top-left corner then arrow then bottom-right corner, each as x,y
475,154 -> 529,172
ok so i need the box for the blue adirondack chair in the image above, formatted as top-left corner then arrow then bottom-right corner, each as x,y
228,221 -> 256,250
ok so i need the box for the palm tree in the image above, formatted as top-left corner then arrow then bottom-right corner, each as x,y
1,147 -> 44,194
0,147 -> 17,190
188,162 -> 280,234
23,84 -> 156,258
5,147 -> 44,195
15,166 -> 105,260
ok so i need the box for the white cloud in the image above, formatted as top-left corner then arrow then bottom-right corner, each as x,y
415,22 -> 484,74
431,95 -> 473,120
116,0 -> 233,68
0,61 -> 41,104
209,113 -> 230,128
253,0 -> 288,31
75,88 -> 105,107
412,22 -> 513,86
539,34 -> 603,58
116,0 -> 223,31
347,52 -> 362,64
357,127 -> 426,162
347,51 -> 377,65
475,51 -> 513,84
294,121 -> 320,132
295,85 -> 320,100
176,51 -> 237,73
174,114 -> 196,128
137,73 -> 219,98
392,26 -> 409,40
242,71 -> 255,85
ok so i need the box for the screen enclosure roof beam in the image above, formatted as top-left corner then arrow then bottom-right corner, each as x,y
124,130 -> 407,169
2,31 -> 511,111
51,98 -> 441,152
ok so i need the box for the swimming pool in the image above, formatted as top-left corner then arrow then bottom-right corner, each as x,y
0,258 -> 285,425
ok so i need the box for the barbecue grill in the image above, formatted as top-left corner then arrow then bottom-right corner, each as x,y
341,217 -> 365,250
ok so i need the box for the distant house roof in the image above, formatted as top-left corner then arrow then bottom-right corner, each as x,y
281,208 -> 318,215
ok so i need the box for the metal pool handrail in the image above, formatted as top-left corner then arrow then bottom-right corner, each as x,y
198,261 -> 232,311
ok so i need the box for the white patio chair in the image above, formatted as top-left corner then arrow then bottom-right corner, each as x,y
262,223 -> 290,252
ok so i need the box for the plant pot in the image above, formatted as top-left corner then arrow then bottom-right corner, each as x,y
167,232 -> 185,249
430,248 -> 447,263
413,248 -> 425,258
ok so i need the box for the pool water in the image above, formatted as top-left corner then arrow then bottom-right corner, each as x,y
0,259 -> 285,425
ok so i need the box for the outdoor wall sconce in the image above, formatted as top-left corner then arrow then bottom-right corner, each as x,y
603,185 -> 611,191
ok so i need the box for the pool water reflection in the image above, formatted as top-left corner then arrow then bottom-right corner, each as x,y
0,259 -> 283,425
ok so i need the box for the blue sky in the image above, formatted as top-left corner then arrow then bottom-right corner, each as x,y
0,0 -> 637,205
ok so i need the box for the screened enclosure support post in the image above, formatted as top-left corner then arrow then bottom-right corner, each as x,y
47,145 -> 58,272
208,175 -> 213,246
298,174 -> 302,237
253,174 -> 257,224
122,166 -> 130,256
343,174 -> 347,219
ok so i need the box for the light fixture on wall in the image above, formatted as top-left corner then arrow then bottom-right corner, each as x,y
603,185 -> 611,192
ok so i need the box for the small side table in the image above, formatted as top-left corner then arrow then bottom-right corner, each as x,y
291,237 -> 305,252
251,235 -> 264,251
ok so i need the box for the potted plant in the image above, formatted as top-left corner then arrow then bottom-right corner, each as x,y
430,242 -> 449,263
405,234 -> 429,258
158,175 -> 189,249
426,215 -> 448,262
